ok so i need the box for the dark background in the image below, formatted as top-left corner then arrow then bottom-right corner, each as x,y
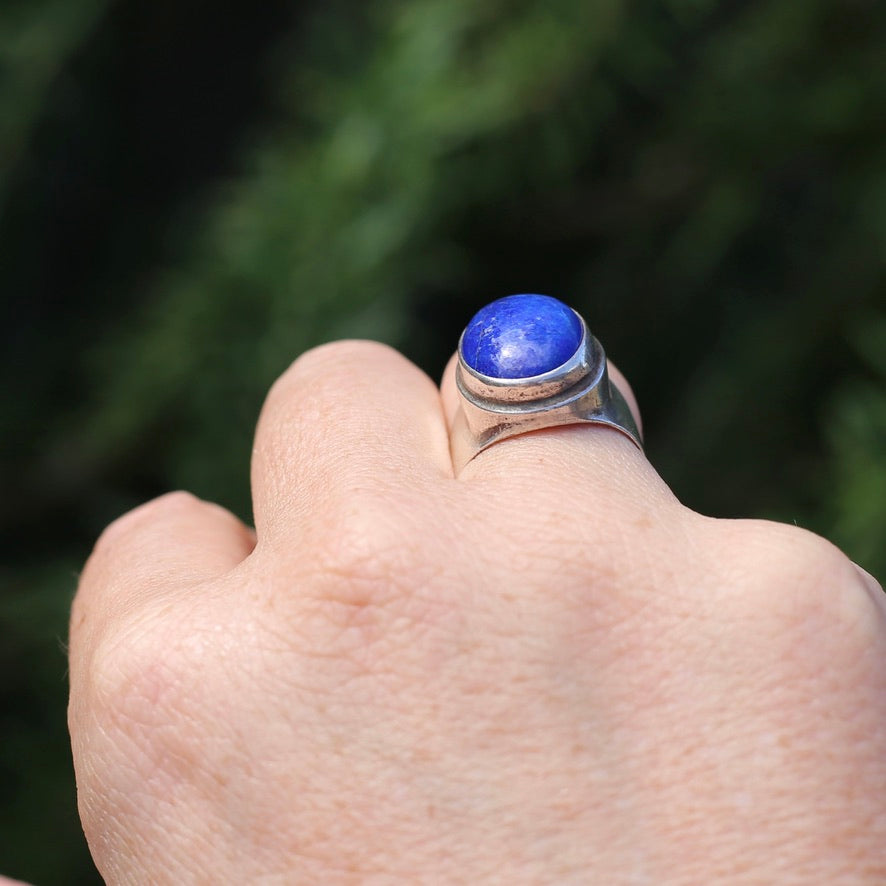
2,0 -> 885,881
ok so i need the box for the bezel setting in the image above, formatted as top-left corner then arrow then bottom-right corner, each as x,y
451,313 -> 642,472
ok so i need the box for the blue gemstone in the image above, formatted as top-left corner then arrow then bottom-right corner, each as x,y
461,294 -> 583,379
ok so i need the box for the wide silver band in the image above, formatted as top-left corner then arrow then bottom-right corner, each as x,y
450,317 -> 642,474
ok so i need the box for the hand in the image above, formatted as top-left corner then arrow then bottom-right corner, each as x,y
69,341 -> 886,883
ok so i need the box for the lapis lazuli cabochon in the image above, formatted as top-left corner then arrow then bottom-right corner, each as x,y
461,294 -> 583,379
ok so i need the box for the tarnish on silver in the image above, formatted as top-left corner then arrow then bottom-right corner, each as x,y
451,316 -> 642,473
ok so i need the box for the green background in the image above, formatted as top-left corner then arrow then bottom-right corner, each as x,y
2,0 -> 885,881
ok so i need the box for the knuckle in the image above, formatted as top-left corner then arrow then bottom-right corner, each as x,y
70,612 -> 224,851
769,524 -> 855,599
265,340 -> 402,411
292,494 -> 452,659
715,519 -> 869,633
296,339 -> 401,371
84,615 -> 187,731
257,342 -> 407,464
92,490 -> 201,553
314,491 -> 425,596
71,626 -> 175,796
76,611 -> 225,786
75,490 -> 205,617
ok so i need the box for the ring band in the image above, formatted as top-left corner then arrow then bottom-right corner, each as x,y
450,294 -> 642,474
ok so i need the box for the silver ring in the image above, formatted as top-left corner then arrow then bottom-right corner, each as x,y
450,294 -> 642,474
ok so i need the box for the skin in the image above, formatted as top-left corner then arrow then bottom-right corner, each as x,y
64,341 -> 886,884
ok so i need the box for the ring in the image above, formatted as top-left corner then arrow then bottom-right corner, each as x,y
450,294 -> 643,473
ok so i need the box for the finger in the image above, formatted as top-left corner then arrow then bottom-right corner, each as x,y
250,340 -> 452,537
70,491 -> 255,652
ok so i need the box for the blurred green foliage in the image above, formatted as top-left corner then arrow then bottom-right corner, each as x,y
1,0 -> 884,881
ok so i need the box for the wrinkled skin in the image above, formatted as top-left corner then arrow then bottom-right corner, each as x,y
68,342 -> 886,884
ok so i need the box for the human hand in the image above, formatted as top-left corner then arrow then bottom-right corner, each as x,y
69,340 -> 886,883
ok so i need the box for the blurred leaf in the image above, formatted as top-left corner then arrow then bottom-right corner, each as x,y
0,0 -> 113,204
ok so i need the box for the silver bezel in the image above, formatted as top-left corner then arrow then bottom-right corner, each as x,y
456,317 -> 604,411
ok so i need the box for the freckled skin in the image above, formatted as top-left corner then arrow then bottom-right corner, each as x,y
66,340 -> 886,885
